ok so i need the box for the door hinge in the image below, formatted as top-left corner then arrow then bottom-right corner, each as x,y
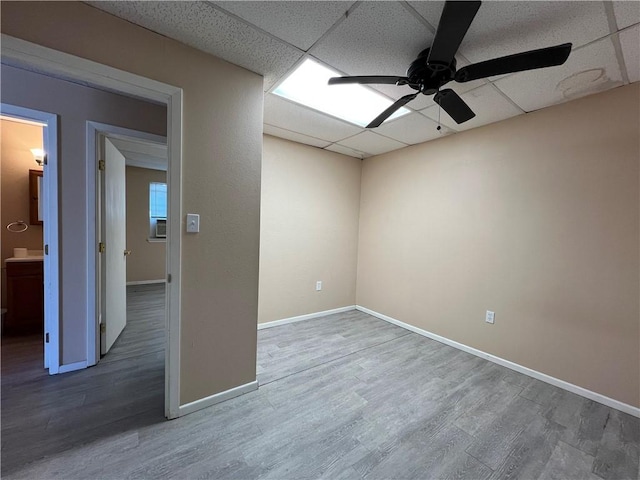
44,244 -> 49,255
45,332 -> 50,343
98,159 -> 105,171
43,154 -> 48,166
167,274 -> 172,284
98,242 -> 106,253
100,323 -> 106,333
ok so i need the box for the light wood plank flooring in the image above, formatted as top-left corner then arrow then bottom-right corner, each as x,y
2,286 -> 638,479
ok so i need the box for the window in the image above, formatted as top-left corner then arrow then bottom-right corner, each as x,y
149,182 -> 167,239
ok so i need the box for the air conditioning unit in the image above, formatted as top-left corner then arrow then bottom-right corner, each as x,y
155,219 -> 167,238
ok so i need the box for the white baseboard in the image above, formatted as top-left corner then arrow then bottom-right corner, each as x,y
258,306 -> 356,330
356,305 -> 640,418
178,380 -> 258,416
126,279 -> 166,286
57,360 -> 88,374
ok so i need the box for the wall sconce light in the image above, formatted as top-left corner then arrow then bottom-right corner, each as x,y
31,148 -> 45,166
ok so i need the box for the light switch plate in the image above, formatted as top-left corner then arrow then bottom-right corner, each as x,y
485,310 -> 495,324
186,214 -> 200,233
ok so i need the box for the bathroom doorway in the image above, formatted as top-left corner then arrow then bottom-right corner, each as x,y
0,104 -> 60,374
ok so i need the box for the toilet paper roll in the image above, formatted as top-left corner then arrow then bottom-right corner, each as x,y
13,248 -> 28,258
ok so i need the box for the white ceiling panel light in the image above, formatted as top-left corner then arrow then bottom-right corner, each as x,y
273,58 -> 410,127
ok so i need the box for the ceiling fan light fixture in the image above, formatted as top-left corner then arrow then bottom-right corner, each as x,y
273,58 -> 410,128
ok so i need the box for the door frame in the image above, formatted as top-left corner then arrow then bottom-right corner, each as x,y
88,124 -> 167,362
0,103 -> 60,375
2,34 -> 183,419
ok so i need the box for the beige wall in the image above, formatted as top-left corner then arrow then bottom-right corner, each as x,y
0,119 -> 44,308
126,166 -> 166,283
357,84 -> 640,408
2,1 -> 263,405
259,136 -> 361,323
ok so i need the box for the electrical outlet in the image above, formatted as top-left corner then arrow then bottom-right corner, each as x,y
485,310 -> 495,324
316,281 -> 322,291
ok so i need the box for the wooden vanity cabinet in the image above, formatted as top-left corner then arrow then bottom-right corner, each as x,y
5,260 -> 44,335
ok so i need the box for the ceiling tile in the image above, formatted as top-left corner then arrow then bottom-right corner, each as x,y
211,1 -> 354,51
619,25 -> 640,83
264,94 -> 362,142
338,131 -> 407,156
374,112 -> 454,145
263,124 -> 332,148
421,84 -> 522,132
493,37 -> 624,112
405,1 -> 442,30
312,2 -> 434,95
411,2 -> 609,65
325,144 -> 366,159
613,1 -> 640,30
88,1 -> 302,91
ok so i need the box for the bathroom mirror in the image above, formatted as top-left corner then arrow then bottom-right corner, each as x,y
29,169 -> 43,225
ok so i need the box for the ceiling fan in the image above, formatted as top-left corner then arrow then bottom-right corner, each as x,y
328,1 -> 572,128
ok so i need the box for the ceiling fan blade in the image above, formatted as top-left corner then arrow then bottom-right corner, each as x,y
433,89 -> 475,124
328,76 -> 410,86
427,1 -> 481,68
367,93 -> 418,128
455,43 -> 572,82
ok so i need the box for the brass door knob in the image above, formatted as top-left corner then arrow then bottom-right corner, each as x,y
124,249 -> 132,256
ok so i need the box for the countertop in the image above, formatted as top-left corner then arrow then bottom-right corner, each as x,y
5,255 -> 44,263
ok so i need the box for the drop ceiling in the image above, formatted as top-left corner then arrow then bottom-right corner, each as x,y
87,1 -> 640,159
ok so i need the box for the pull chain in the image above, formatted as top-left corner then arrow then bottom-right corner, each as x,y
436,96 -> 442,132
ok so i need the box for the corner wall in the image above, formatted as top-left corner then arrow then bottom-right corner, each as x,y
357,83 -> 640,408
259,135 -> 361,323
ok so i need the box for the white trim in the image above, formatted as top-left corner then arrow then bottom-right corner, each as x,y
166,90 -> 183,419
356,305 -> 640,418
258,306 -> 356,330
58,361 -> 88,374
0,103 -> 60,375
178,380 -> 258,416
2,34 -> 183,420
126,280 -> 166,286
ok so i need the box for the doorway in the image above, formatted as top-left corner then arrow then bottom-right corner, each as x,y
3,36 -> 183,418
90,125 -> 167,361
0,105 -> 60,374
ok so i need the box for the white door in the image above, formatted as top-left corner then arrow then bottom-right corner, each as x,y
100,136 -> 128,354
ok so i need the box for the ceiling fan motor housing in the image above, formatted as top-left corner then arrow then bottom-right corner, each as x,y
407,48 -> 456,95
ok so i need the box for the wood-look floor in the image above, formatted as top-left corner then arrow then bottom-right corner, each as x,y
2,286 -> 639,479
